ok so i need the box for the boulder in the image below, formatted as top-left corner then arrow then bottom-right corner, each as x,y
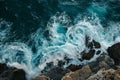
62,65 -> 92,80
0,63 -> 8,74
88,54 -> 115,73
87,69 -> 115,80
107,43 -> 120,65
41,67 -> 70,80
81,49 -> 95,60
87,68 -> 120,80
0,63 -> 26,80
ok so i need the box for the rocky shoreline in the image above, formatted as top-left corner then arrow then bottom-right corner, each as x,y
0,42 -> 120,80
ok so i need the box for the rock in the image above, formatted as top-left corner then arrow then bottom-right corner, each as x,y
88,54 -> 115,73
58,60 -> 65,67
87,69 -> 115,80
42,67 -> 70,80
107,43 -> 120,65
11,69 -> 26,80
0,63 -> 8,74
92,40 -> 101,48
62,54 -> 115,80
81,36 -> 101,61
32,75 -> 50,80
87,68 -> 120,80
66,64 -> 82,71
64,56 -> 72,64
81,49 -> 95,60
114,68 -> 120,80
96,50 -> 101,55
62,65 -> 92,80
0,63 -> 26,80
85,35 -> 101,49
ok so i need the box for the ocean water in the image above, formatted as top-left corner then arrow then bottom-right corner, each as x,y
0,0 -> 120,79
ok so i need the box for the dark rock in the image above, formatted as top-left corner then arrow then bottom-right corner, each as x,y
85,35 -> 93,49
81,36 -> 101,61
85,35 -> 101,49
11,69 -> 26,80
0,63 -> 8,74
58,60 -> 65,67
87,42 -> 94,49
88,55 -> 115,73
81,49 -> 95,60
64,56 -> 72,64
42,67 -> 70,80
66,64 -> 82,71
0,63 -> 26,80
107,43 -> 120,65
46,62 -> 54,69
92,40 -> 101,48
96,50 -> 101,55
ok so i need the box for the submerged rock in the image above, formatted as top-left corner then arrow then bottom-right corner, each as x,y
107,43 -> 120,65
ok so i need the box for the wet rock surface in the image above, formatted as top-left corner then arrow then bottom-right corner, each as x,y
81,49 -> 95,60
81,36 -> 101,61
107,42 -> 120,65
0,63 -> 26,80
41,67 -> 70,80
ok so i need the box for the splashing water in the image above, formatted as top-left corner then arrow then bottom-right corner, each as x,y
0,0 -> 120,79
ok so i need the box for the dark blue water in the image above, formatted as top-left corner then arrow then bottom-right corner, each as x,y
0,0 -> 120,78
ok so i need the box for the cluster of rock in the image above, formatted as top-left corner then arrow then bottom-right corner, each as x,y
0,42 -> 120,80
33,54 -> 120,80
32,42 -> 120,80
